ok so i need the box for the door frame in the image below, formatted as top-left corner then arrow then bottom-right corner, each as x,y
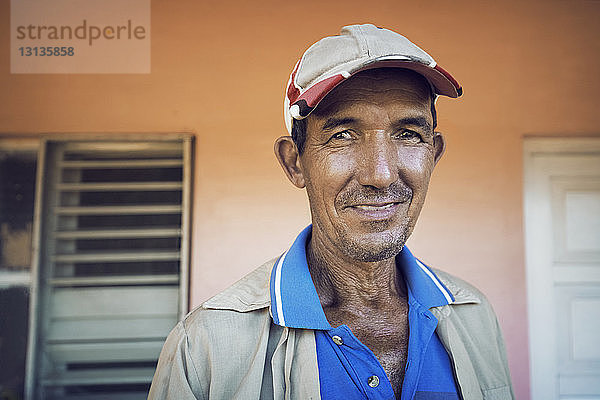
523,137 -> 600,400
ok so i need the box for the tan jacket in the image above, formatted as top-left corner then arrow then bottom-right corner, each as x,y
148,259 -> 514,400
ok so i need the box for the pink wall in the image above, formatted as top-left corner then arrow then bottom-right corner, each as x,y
2,1 -> 600,398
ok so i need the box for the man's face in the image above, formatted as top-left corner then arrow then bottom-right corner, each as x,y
298,68 -> 444,262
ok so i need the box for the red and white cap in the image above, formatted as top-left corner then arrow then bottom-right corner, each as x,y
284,24 -> 462,133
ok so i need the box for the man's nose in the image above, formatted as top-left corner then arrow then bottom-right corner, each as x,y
356,137 -> 398,189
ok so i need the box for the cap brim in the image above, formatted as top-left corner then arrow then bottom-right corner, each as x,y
390,60 -> 462,98
290,59 -> 462,121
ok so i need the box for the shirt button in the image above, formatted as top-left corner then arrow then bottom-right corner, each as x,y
368,375 -> 380,388
331,335 -> 343,345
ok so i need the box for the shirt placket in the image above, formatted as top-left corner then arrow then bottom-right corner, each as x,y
327,325 -> 396,400
401,303 -> 438,400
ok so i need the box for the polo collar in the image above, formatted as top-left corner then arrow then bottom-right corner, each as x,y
269,225 -> 330,329
398,246 -> 455,309
269,225 -> 455,330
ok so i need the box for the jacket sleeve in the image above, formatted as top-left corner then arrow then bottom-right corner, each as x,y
490,313 -> 515,400
148,321 -> 206,400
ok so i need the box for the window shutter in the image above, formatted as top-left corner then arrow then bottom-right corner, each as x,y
26,136 -> 192,400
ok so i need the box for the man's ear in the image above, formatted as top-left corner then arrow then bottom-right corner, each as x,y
433,131 -> 446,166
274,136 -> 305,188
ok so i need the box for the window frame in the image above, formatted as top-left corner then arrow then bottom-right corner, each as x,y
23,133 -> 193,400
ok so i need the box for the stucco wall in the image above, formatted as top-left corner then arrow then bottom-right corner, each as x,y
2,1 -> 600,398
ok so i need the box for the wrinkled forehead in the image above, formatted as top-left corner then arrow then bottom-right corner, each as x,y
311,68 -> 434,118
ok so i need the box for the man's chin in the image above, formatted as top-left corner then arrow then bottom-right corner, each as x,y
338,230 -> 408,263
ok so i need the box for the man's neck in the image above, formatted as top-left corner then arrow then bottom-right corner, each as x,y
306,232 -> 408,310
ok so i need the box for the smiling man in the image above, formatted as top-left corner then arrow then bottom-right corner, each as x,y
149,24 -> 515,400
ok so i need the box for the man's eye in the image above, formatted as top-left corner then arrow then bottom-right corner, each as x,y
394,130 -> 423,142
330,130 -> 353,140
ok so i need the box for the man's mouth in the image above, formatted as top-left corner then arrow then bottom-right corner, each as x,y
352,202 -> 398,211
345,201 -> 403,220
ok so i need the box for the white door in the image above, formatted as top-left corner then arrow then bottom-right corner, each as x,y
524,138 -> 600,400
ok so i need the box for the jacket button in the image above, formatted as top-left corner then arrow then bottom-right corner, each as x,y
368,375 -> 379,388
332,335 -> 343,345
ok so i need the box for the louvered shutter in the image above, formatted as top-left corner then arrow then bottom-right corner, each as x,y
26,136 -> 192,400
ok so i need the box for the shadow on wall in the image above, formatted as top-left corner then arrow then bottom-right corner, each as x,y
0,155 -> 36,400
0,287 -> 29,400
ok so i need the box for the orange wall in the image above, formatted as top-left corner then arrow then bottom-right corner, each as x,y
2,1 -> 600,398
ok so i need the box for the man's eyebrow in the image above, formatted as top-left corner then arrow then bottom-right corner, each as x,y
319,116 -> 433,132
320,117 -> 357,132
394,116 -> 433,132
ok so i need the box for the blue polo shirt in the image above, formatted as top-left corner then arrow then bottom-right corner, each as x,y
270,226 -> 460,400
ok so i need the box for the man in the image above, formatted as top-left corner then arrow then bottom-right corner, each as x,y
149,24 -> 514,399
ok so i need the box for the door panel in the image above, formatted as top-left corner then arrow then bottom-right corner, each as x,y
524,138 -> 600,400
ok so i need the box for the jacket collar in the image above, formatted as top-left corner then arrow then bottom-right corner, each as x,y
202,226 -> 481,318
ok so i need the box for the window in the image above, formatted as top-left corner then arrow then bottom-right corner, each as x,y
24,136 -> 192,400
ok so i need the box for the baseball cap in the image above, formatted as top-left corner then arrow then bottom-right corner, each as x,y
284,24 -> 462,133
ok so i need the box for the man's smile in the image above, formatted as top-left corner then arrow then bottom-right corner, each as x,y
352,202 -> 398,210
345,201 -> 404,220
337,182 -> 413,222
